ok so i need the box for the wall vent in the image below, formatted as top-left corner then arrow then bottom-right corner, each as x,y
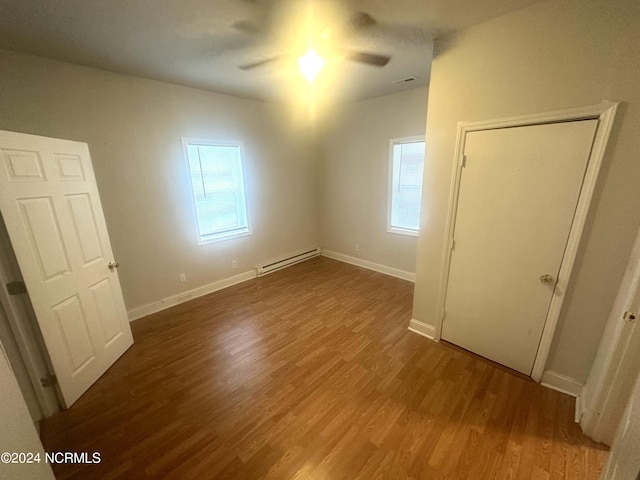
392,76 -> 417,85
256,247 -> 321,276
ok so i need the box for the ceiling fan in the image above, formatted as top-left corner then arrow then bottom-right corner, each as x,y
233,8 -> 392,80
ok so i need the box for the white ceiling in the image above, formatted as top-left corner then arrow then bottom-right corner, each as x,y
0,0 -> 540,103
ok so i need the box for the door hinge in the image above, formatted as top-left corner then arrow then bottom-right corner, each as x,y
40,374 -> 57,388
623,311 -> 637,322
6,281 -> 27,296
451,239 -> 456,251
460,155 -> 467,168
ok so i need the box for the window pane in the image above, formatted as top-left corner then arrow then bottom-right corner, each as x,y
186,142 -> 249,242
390,140 -> 425,232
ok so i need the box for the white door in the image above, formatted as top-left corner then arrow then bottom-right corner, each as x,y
0,130 -> 133,407
442,120 -> 598,375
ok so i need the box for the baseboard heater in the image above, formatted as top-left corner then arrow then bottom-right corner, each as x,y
256,247 -> 321,276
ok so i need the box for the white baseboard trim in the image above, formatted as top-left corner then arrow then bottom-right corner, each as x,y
574,395 -> 584,423
127,270 -> 257,322
538,371 -> 587,425
321,250 -> 416,283
540,369 -> 583,397
408,318 -> 436,340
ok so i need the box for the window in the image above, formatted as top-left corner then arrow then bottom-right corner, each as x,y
388,136 -> 425,236
183,138 -> 250,244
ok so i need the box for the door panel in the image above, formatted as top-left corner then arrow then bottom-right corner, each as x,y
67,193 -> 104,263
0,130 -> 133,407
442,120 -> 598,375
19,198 -> 72,279
52,295 -> 95,371
90,279 -> 122,343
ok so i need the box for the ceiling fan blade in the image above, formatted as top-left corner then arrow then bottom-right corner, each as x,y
232,20 -> 264,36
238,55 -> 283,70
344,51 -> 391,67
347,11 -> 376,31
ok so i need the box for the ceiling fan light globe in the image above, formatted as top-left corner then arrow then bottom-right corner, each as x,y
298,49 -> 324,82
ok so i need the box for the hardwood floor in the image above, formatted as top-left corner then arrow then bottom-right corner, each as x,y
40,257 -> 608,479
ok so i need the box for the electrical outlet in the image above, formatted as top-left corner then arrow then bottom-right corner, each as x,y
231,260 -> 238,269
354,243 -> 360,252
179,273 -> 186,282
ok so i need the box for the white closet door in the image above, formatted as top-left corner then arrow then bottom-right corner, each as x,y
442,120 -> 597,375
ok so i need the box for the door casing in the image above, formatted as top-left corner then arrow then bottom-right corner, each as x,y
435,102 -> 618,382
0,214 -> 60,418
581,222 -> 640,444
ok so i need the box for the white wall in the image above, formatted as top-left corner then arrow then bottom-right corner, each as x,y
0,341 -> 55,480
0,49 -> 320,313
319,87 -> 429,274
413,0 -> 640,384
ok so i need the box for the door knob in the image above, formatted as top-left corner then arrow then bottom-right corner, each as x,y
108,261 -> 120,270
540,274 -> 554,285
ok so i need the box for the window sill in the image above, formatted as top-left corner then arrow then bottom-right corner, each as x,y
198,229 -> 252,245
387,227 -> 419,237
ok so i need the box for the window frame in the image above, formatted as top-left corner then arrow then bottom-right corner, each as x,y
387,135 -> 426,237
182,137 -> 252,245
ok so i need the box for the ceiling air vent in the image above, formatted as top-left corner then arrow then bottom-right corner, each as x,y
392,76 -> 417,85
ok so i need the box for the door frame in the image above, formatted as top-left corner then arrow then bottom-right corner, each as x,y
0,222 -> 60,418
435,101 -> 618,381
580,222 -> 640,442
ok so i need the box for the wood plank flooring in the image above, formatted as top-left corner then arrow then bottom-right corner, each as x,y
40,257 -> 608,479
